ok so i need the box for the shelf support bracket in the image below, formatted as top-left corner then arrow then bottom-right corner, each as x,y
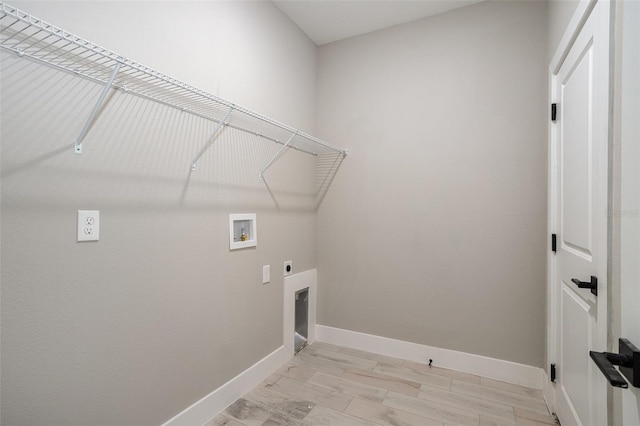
191,107 -> 233,171
259,132 -> 297,180
75,61 -> 122,155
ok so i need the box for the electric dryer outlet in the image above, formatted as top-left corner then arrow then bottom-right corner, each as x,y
284,260 -> 293,276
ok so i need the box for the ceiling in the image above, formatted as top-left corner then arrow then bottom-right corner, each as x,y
273,0 -> 483,46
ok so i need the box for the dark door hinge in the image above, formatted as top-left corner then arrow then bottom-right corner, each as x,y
551,103 -> 557,122
551,234 -> 557,253
551,363 -> 556,382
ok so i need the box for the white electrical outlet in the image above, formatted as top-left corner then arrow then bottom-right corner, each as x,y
77,210 -> 100,242
284,260 -> 293,277
263,265 -> 270,284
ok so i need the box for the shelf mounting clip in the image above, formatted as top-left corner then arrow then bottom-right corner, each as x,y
75,61 -> 122,155
191,107 -> 233,171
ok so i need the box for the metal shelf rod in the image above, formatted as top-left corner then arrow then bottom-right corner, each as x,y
259,132 -> 297,180
5,47 -> 320,157
191,107 -> 233,171
74,61 -> 121,154
0,1 -> 348,165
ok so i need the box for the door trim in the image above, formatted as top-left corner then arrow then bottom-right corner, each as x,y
550,0 -> 598,75
612,1 -> 640,423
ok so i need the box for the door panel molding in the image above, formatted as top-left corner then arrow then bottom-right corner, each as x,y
547,1 -> 611,425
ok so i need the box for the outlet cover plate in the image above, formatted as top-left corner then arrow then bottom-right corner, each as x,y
77,210 -> 100,242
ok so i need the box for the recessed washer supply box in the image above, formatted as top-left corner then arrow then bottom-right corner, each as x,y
229,213 -> 257,250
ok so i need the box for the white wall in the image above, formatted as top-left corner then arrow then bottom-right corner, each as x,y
0,2 -> 318,425
315,0 -> 548,368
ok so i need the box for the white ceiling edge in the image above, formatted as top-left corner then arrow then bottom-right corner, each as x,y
273,0 -> 484,46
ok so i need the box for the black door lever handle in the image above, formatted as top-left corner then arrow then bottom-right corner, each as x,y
571,276 -> 598,296
590,338 -> 640,388
590,351 -> 629,388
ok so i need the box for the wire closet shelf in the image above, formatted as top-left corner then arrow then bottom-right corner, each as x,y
0,2 -> 347,174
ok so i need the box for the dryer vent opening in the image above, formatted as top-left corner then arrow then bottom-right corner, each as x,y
294,288 -> 309,353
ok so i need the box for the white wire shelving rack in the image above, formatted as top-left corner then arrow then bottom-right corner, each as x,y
0,2 -> 348,176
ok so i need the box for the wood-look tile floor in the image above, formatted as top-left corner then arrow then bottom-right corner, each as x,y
207,342 -> 558,426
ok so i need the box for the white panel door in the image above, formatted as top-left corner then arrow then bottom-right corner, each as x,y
552,1 -> 610,425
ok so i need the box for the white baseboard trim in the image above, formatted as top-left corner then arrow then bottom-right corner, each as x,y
162,346 -> 291,426
162,325 -> 545,425
316,325 -> 544,390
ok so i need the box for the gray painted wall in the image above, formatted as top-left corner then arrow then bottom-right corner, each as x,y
1,2 -> 318,425
315,0 -> 548,368
1,1 -> 567,424
547,0 -> 581,60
